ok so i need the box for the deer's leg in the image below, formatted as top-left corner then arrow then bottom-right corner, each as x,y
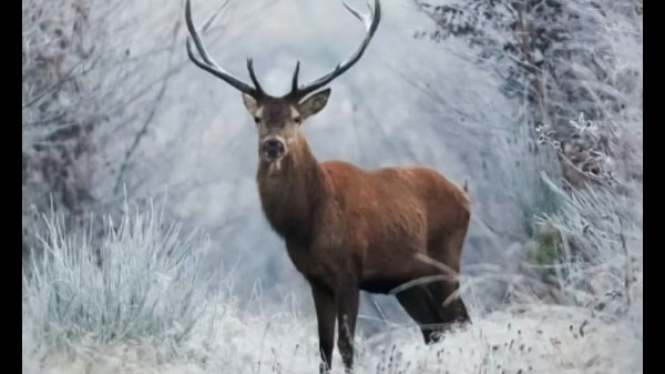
426,281 -> 469,325
395,285 -> 445,344
425,228 -> 471,331
311,284 -> 336,374
337,282 -> 360,373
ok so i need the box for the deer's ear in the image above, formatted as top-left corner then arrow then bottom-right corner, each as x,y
242,93 -> 259,114
298,88 -> 331,119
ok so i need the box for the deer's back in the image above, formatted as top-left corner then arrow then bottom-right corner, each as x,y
317,161 -> 470,286
321,160 -> 469,226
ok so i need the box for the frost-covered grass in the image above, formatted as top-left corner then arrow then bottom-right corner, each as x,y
22,203 -> 214,352
23,295 -> 641,374
22,190 -> 642,374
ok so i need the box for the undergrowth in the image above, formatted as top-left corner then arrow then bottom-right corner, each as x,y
22,202 -> 213,351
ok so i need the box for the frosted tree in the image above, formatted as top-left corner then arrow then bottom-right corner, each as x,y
413,0 -> 642,188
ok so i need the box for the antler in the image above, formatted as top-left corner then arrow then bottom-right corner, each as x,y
185,0 -> 264,97
185,0 -> 381,99
288,0 -> 381,100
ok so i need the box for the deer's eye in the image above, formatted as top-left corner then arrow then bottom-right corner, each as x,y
254,116 -> 261,124
293,116 -> 301,124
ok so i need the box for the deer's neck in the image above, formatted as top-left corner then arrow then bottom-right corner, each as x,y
256,135 -> 327,245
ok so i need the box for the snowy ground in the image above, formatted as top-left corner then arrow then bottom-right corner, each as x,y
23,292 -> 642,374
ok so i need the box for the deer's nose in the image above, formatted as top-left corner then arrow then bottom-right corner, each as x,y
262,139 -> 285,159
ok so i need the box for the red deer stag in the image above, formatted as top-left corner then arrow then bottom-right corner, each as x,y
185,0 -> 471,372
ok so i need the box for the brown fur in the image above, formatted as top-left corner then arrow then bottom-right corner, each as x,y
256,131 -> 471,373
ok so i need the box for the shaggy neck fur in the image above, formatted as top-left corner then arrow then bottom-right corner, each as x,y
256,134 -> 328,246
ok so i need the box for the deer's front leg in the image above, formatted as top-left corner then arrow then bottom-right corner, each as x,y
311,284 -> 336,374
337,281 -> 360,373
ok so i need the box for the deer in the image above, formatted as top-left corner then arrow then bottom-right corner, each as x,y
185,0 -> 471,372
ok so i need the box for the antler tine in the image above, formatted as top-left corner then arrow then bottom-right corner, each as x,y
291,60 -> 301,94
246,58 -> 265,96
288,0 -> 381,99
185,0 -> 261,96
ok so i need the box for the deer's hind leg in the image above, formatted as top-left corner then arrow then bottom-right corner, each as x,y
425,280 -> 470,327
425,225 -> 471,330
395,285 -> 447,344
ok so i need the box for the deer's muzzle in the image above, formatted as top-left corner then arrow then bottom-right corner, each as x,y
261,138 -> 286,160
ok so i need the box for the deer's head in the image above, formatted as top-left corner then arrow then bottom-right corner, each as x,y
185,0 -> 381,163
